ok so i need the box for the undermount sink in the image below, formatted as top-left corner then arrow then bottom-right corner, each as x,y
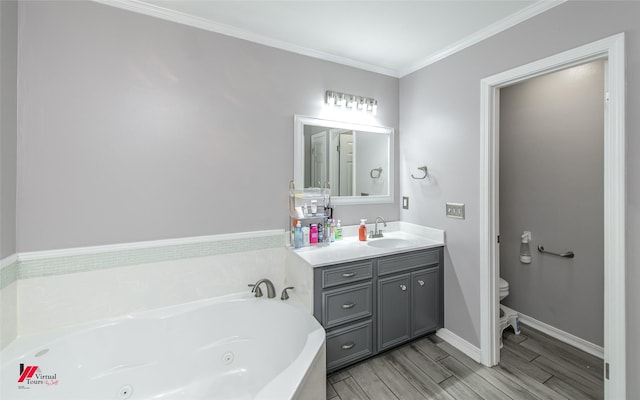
366,238 -> 413,249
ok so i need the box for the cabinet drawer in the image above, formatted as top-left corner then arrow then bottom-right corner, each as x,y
326,320 -> 373,372
322,282 -> 372,328
322,261 -> 373,288
377,249 -> 439,276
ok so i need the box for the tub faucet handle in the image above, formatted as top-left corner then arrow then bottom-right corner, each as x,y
281,287 -> 294,300
248,283 -> 263,297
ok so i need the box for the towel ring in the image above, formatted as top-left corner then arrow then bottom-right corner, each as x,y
370,167 -> 383,179
411,166 -> 429,180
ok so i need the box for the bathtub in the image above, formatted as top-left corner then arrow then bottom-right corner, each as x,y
0,292 -> 326,400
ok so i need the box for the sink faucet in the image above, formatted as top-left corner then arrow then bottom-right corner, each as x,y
370,216 -> 387,238
250,279 -> 276,298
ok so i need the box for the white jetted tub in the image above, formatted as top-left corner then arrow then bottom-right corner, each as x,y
0,292 -> 326,400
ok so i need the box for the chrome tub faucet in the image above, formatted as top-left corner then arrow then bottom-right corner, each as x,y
249,279 -> 276,298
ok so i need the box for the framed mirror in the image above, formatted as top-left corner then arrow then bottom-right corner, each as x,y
294,115 -> 394,205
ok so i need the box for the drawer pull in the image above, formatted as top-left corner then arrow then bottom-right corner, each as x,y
418,280 -> 425,286
342,272 -> 357,278
400,284 -> 407,291
341,342 -> 356,350
341,302 -> 356,309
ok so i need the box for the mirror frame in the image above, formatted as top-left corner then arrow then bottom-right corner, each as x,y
294,115 -> 394,205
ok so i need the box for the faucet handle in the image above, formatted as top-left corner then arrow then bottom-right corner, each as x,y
248,284 -> 263,297
281,287 -> 294,300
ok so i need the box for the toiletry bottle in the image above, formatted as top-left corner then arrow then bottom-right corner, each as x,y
335,220 -> 343,240
359,219 -> 367,241
302,226 -> 310,246
294,221 -> 303,248
310,224 -> 318,244
290,219 -> 297,246
329,219 -> 336,242
318,223 -> 324,243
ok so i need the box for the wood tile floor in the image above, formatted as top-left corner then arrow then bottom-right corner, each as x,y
326,324 -> 604,400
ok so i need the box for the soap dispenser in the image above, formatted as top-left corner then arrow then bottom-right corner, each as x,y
359,219 -> 367,241
520,231 -> 532,264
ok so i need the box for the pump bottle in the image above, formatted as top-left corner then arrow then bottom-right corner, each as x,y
358,219 -> 367,241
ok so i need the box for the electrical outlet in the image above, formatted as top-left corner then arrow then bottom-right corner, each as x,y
402,196 -> 409,209
446,202 -> 465,219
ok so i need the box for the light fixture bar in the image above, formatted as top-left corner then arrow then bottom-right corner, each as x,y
325,90 -> 378,114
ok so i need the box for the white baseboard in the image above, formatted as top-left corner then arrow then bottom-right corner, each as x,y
517,312 -> 604,359
436,328 -> 481,363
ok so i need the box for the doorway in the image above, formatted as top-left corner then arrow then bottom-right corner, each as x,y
479,33 -> 626,399
499,59 -> 605,355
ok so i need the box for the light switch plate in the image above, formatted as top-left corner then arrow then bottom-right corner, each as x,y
446,202 -> 465,219
402,196 -> 409,209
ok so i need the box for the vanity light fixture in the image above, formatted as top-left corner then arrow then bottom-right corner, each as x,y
325,90 -> 378,115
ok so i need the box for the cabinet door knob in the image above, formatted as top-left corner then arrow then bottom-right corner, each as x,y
341,302 -> 356,309
418,280 -> 425,286
400,284 -> 407,291
341,342 -> 356,350
342,272 -> 356,278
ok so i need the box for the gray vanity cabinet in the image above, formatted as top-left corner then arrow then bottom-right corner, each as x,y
411,267 -> 440,337
313,247 -> 443,372
378,273 -> 411,350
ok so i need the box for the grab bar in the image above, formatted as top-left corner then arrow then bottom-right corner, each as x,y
537,244 -> 574,259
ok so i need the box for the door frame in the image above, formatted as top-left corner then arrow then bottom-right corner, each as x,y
479,33 -> 625,398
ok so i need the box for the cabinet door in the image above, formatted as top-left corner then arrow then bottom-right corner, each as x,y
411,267 -> 440,337
378,273 -> 411,351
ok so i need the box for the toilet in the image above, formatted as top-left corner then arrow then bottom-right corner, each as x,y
499,277 -> 520,346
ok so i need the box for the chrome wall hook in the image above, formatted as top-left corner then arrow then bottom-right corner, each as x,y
411,166 -> 429,179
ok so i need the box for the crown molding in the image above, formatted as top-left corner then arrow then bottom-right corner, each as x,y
398,0 -> 567,77
92,0 -> 563,80
91,0 -> 399,77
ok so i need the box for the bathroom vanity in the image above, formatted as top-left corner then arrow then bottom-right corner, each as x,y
287,223 -> 445,372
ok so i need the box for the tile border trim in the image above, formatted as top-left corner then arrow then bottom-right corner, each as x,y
0,229 -> 285,285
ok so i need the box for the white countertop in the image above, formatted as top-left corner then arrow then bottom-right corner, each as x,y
289,222 -> 445,267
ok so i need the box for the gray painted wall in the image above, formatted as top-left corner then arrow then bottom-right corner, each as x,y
1,0 -> 18,259
499,60 -> 604,346
399,1 -> 640,394
16,1 -> 399,252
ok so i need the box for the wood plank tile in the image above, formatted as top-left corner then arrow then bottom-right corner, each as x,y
503,329 -> 528,344
348,361 -> 398,400
502,338 -> 539,362
437,342 -> 539,400
383,351 -> 455,400
520,325 -> 604,378
544,376 -> 600,400
438,375 -> 486,400
327,380 -> 337,399
438,354 -> 512,400
533,355 -> 603,400
398,344 -> 452,383
332,376 -> 369,400
493,363 -> 568,400
411,336 -> 450,361
329,369 -> 352,384
500,347 -> 551,383
369,356 -> 428,400
428,333 -> 445,344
